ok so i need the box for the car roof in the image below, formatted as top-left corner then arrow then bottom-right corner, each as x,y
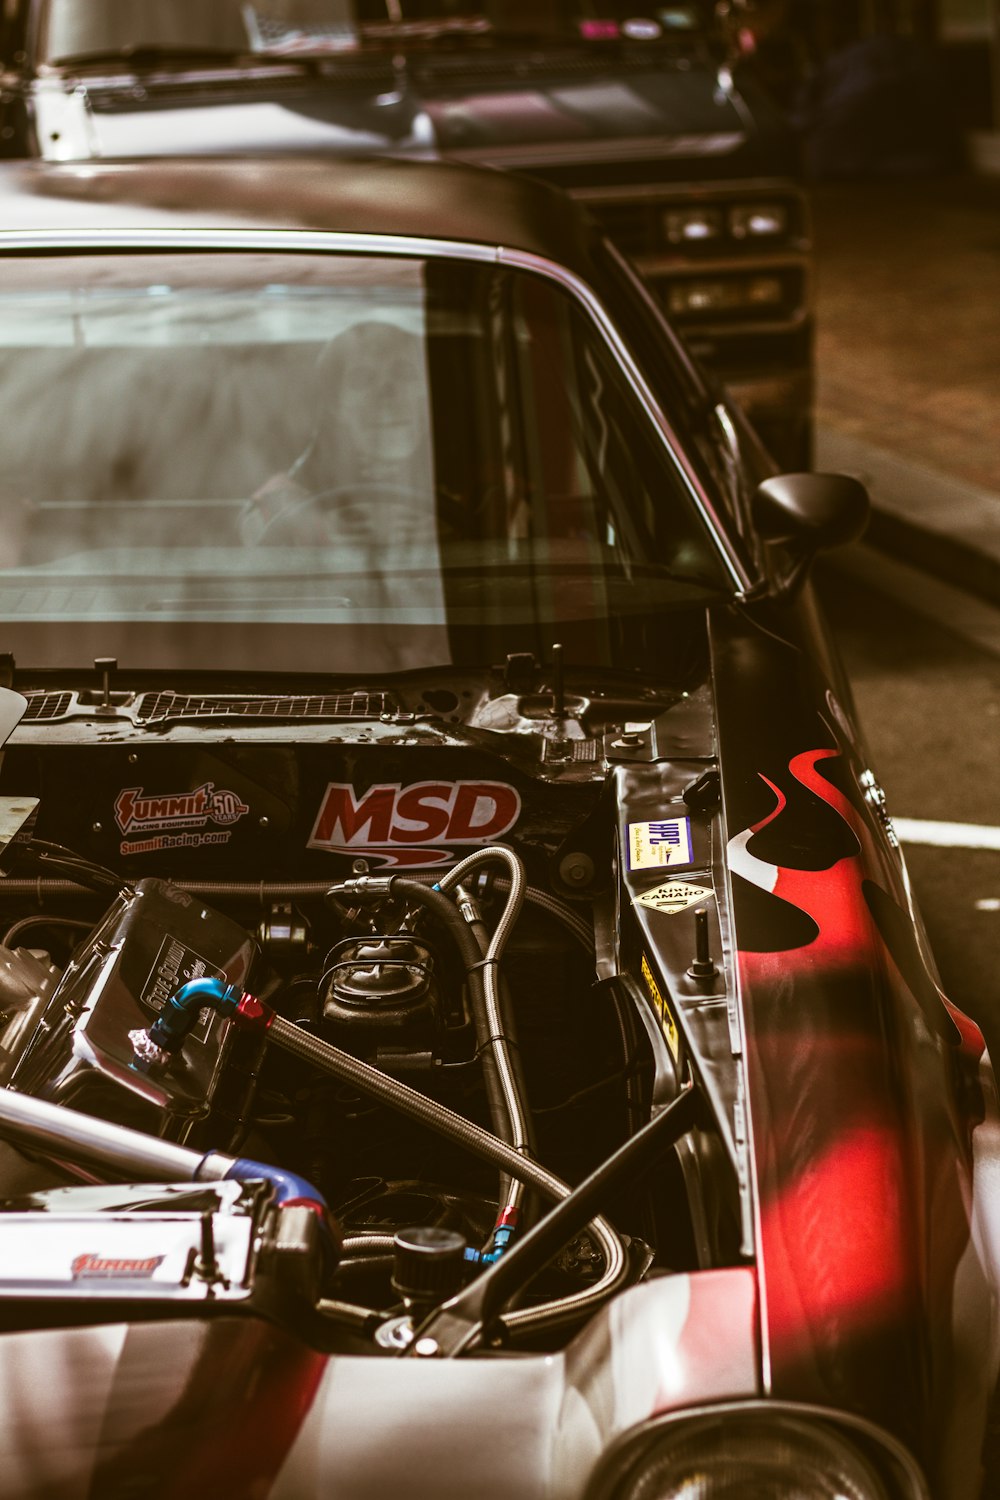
0,154 -> 603,272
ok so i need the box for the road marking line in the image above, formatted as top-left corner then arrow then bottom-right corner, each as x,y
894,817 -> 1000,852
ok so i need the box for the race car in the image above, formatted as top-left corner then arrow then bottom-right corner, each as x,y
0,155 -> 992,1500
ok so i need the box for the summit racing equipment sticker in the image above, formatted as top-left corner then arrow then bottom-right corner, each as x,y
308,781 -> 521,868
115,782 -> 250,857
628,816 -> 693,871
71,1253 -> 165,1281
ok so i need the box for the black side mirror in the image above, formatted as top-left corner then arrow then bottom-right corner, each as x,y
752,472 -> 870,597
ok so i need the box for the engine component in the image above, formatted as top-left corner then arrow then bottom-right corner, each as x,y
391,1225 -> 468,1314
10,878 -> 266,1146
321,934 -> 440,1058
0,945 -> 60,1085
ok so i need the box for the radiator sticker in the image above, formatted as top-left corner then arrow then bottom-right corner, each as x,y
71,1253 -> 165,1281
141,936 -> 224,1041
308,781 -> 521,868
628,816 -> 693,871
635,880 -> 713,915
115,782 -> 250,857
641,953 -> 680,1059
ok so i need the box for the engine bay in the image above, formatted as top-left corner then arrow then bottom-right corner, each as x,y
0,668 -> 735,1353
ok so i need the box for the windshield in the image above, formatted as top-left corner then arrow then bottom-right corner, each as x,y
39,0 -> 708,64
0,248 -> 728,675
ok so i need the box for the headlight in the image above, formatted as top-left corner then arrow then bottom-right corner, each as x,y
594,1413 -> 894,1500
666,275 -> 785,317
729,203 -> 789,239
663,207 -> 724,245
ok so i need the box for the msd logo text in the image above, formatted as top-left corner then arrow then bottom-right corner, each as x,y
308,781 -> 521,867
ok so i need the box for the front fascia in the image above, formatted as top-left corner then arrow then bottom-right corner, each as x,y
267,1269 -> 760,1499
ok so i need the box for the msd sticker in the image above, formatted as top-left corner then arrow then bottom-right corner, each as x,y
308,781 -> 521,868
115,782 -> 250,857
628,816 -> 693,871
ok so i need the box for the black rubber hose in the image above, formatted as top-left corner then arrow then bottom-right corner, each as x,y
389,878 -> 516,1172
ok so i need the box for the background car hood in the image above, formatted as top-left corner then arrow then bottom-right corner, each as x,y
29,53 -> 791,181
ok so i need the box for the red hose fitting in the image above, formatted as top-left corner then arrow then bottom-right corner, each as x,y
234,992 -> 274,1030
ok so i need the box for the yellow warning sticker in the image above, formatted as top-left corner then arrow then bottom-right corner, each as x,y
641,953 -> 680,1059
635,881 -> 713,915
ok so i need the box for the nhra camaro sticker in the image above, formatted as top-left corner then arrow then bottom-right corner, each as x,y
628,816 -> 693,871
635,880 -> 713,915
308,781 -> 521,868
115,782 -> 250,856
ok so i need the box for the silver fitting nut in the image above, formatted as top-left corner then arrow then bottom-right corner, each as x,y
128,1027 -> 170,1071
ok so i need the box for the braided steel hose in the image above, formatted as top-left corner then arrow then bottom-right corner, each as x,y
435,847 -> 530,1235
2,878 -> 594,951
266,1011 -> 627,1336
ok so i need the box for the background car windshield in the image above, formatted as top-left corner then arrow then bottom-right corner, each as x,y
40,0 -> 705,62
0,250 -> 726,673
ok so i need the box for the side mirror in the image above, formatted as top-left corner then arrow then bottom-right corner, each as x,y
752,472 -> 870,597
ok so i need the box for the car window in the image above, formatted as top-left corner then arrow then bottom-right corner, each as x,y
0,249 -> 729,673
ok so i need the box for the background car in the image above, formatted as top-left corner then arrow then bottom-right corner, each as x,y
0,0 -> 812,467
0,155 -> 991,1500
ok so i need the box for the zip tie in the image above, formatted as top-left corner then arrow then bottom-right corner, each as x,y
466,957 -> 500,973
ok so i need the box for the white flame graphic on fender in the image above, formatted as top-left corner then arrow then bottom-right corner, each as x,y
307,781 -> 521,867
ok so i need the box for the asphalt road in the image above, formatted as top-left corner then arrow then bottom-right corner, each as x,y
815,545 -> 1000,1057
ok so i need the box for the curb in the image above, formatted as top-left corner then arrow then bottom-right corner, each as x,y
815,425 -> 1000,607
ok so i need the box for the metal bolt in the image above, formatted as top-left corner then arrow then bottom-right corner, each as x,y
413,1337 -> 440,1359
91,821 -> 103,834
559,852 -> 594,887
352,858 -> 369,874
259,815 -> 270,829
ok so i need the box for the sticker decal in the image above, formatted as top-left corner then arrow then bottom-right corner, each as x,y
628,816 -> 693,871
71,1253 -> 165,1280
115,782 -> 249,856
641,954 -> 680,1059
142,937 -> 224,1040
308,781 -> 521,868
636,881 -> 713,915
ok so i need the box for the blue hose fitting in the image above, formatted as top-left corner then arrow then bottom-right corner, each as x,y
146,976 -> 243,1053
213,1155 -> 341,1276
463,1205 -> 519,1268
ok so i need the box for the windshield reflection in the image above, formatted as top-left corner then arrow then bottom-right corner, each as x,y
0,250 -> 725,674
